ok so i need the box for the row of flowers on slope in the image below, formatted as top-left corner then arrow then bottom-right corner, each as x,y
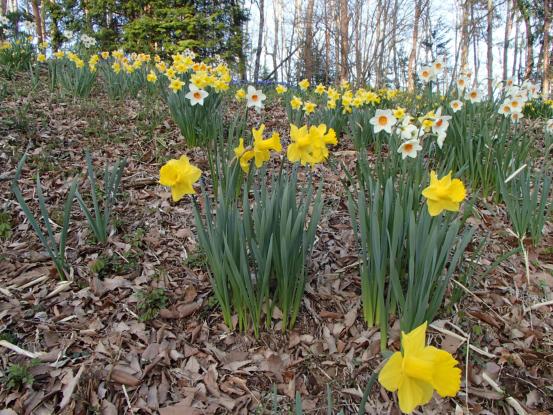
159,124 -> 466,218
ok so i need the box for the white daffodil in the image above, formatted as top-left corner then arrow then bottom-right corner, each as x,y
508,98 -> 523,113
450,100 -> 463,113
399,123 -> 420,141
419,66 -> 435,83
246,85 -> 266,112
510,111 -> 523,122
369,109 -> 397,134
432,58 -> 445,74
498,102 -> 511,116
397,139 -> 423,159
185,83 -> 209,106
466,89 -> 481,103
432,110 -> 452,134
456,77 -> 468,93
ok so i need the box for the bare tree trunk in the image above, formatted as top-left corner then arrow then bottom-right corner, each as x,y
373,0 -> 383,86
407,0 -> 422,91
272,0 -> 280,82
486,0 -> 494,96
339,0 -> 349,81
472,5 -> 480,84
253,0 -> 265,84
518,1 -> 533,79
503,0 -> 512,81
513,13 -> 519,77
334,0 -> 341,81
541,0 -> 551,92
31,0 -> 43,43
391,0 -> 399,87
324,0 -> 330,82
304,0 -> 315,80
460,0 -> 470,70
354,0 -> 362,85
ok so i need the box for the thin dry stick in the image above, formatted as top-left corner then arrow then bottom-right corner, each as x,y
429,322 -> 496,358
0,340 -> 45,359
451,279 -> 509,325
481,372 -> 527,415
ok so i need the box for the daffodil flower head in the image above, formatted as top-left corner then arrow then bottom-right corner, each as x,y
159,155 -> 202,202
378,322 -> 462,414
422,171 -> 466,216
290,96 -> 303,110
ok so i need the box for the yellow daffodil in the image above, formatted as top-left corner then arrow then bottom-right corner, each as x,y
379,322 -> 461,414
159,156 -> 201,202
315,84 -> 326,94
53,50 -> 64,59
101,51 -> 110,59
340,79 -> 350,90
290,96 -> 302,110
37,53 -> 47,63
287,124 -> 337,166
298,79 -> 310,90
327,99 -> 337,110
422,171 -> 466,216
233,126 -> 281,172
393,107 -> 406,120
303,101 -> 317,114
147,71 -> 157,83
275,84 -> 287,94
235,88 -> 246,101
287,124 -> 313,165
169,78 -> 185,93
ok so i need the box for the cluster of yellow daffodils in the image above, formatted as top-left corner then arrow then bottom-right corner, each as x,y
234,125 -> 282,172
422,171 -> 466,216
379,322 -> 461,414
287,124 -> 338,166
159,155 -> 202,202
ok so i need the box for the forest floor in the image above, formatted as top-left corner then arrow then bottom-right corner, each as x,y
1,73 -> 552,414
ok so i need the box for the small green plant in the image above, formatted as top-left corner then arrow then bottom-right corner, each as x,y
500,165 -> 552,246
194,163 -> 322,336
90,257 -> 107,276
136,288 -> 168,322
0,330 -> 19,344
3,363 -> 34,390
55,57 -> 97,99
0,211 -> 12,239
0,37 -> 34,78
12,154 -> 77,280
75,151 -> 126,244
162,77 -> 223,147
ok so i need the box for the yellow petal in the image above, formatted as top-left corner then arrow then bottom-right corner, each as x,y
234,138 -> 246,158
378,352 -> 404,392
425,346 -> 462,397
287,143 -> 301,163
171,180 -> 194,201
401,322 -> 427,355
427,199 -> 444,216
397,376 -> 434,414
448,179 -> 466,202
159,161 -> 179,186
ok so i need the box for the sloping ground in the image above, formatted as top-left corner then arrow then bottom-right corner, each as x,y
0,75 -> 552,414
